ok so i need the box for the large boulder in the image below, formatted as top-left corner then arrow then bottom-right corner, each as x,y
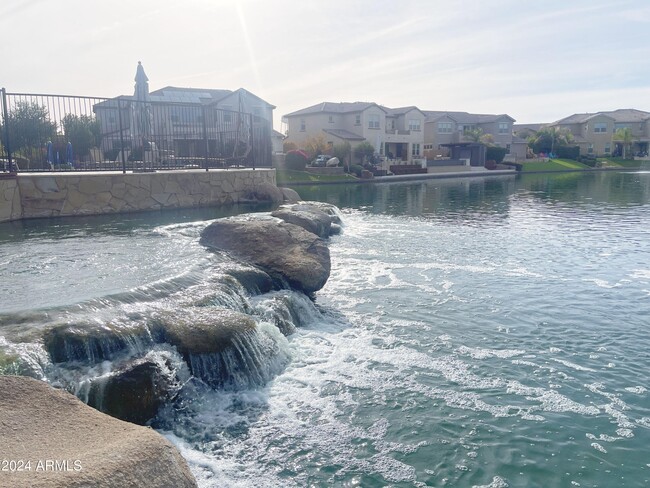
200,218 -> 331,294
280,187 -> 301,203
87,358 -> 176,426
242,181 -> 283,204
0,375 -> 197,488
152,308 -> 256,356
43,322 -> 155,364
271,207 -> 332,238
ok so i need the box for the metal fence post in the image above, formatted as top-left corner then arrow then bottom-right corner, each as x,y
117,100 -> 127,174
1,88 -> 14,172
202,106 -> 209,172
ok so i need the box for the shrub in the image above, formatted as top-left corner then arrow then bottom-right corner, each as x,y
283,141 -> 297,153
485,146 -> 508,164
349,164 -> 363,177
285,149 -> 308,170
485,159 -> 497,170
556,145 -> 580,160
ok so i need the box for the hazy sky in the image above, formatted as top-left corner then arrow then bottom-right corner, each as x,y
2,0 -> 649,131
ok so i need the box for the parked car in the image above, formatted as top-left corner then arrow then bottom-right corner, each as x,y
310,155 -> 332,167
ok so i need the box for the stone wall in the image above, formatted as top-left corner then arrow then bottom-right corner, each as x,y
0,176 -> 22,222
0,169 -> 276,222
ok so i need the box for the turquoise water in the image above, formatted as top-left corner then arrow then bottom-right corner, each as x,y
1,171 -> 650,487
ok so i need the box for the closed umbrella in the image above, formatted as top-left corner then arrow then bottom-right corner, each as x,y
133,61 -> 153,166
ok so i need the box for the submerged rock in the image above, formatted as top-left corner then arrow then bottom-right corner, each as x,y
0,375 -> 197,487
87,358 -> 176,426
200,218 -> 331,294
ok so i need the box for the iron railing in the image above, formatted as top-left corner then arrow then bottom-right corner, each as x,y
0,88 -> 272,173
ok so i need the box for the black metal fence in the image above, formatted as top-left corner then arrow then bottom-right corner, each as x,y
0,88 -> 272,173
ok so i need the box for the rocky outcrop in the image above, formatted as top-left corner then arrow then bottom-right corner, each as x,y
200,218 -> 331,294
0,375 -> 197,488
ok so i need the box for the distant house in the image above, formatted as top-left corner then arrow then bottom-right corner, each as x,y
547,109 -> 650,156
283,102 -> 425,163
422,111 -> 524,160
94,63 -> 275,165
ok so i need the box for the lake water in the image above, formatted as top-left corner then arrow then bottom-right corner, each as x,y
1,170 -> 650,487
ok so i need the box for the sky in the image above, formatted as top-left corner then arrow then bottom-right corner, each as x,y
2,0 -> 650,132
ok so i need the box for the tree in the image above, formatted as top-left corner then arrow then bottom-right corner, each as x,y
4,101 -> 57,155
302,134 -> 330,159
464,127 -> 494,145
613,127 -> 633,159
331,142 -> 351,166
62,114 -> 101,160
283,141 -> 297,153
353,141 -> 374,163
528,127 -> 574,155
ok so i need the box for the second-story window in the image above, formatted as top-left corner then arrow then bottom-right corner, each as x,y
368,114 -> 380,129
300,119 -> 306,131
594,123 -> 607,133
355,114 -> 361,125
498,122 -> 509,134
438,122 -> 452,133
408,119 -> 421,131
223,105 -> 232,123
328,115 -> 334,124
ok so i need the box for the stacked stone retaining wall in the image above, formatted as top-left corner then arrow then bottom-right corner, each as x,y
0,169 -> 276,222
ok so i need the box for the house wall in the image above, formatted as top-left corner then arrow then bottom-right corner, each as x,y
0,169 -> 276,223
423,115 -> 457,156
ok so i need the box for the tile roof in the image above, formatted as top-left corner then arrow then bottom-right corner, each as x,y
285,102 -> 383,117
552,109 -> 650,125
322,128 -> 365,141
423,111 -> 514,123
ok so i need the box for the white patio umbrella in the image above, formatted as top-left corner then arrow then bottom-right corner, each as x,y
132,62 -> 153,165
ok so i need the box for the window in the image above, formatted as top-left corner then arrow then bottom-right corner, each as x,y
408,119 -> 421,131
328,115 -> 334,124
498,122 -> 509,134
605,143 -> 611,153
615,123 -> 628,130
355,114 -> 361,125
223,105 -> 233,123
438,122 -> 453,133
594,122 -> 607,133
300,119 -> 306,132
253,107 -> 262,123
460,124 -> 475,132
368,114 -> 380,129
423,144 -> 434,151
506,144 -> 511,154
411,143 -> 420,156
588,144 -> 594,154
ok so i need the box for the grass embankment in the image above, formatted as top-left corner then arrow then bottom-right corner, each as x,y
276,169 -> 358,185
521,158 -> 643,172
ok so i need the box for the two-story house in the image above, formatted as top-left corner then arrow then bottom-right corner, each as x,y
547,109 -> 650,157
283,102 -> 425,163
422,111 -> 523,160
94,63 -> 275,166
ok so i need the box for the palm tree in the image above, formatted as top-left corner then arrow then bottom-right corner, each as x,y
613,127 -> 633,159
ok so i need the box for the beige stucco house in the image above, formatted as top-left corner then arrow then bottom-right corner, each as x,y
547,109 -> 650,157
283,102 -> 425,163
422,111 -> 524,160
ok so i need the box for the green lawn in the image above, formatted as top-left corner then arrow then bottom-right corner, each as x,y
275,169 -> 358,184
598,158 -> 642,168
521,159 -> 591,172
